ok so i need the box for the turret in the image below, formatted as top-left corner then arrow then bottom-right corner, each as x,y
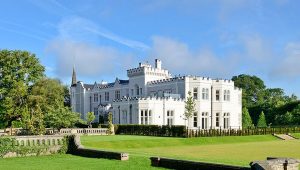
71,66 -> 77,85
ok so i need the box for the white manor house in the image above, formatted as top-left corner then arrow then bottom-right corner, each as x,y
70,59 -> 242,129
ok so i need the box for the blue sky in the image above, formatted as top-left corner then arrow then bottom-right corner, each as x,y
0,0 -> 300,97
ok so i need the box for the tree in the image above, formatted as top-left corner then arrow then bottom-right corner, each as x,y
44,106 -> 82,130
30,78 -> 65,115
107,112 -> 114,135
184,91 -> 196,127
25,95 -> 45,135
87,112 -> 95,128
257,111 -> 267,128
242,107 -> 253,128
232,74 -> 266,108
0,50 -> 45,127
63,85 -> 71,107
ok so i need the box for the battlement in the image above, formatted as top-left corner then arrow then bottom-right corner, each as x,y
113,96 -> 185,103
127,59 -> 171,78
213,79 -> 234,83
147,76 -> 185,85
187,75 -> 212,81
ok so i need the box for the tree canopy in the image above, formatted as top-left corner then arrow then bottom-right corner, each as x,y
232,74 -> 298,127
0,50 -> 45,127
0,50 -> 82,134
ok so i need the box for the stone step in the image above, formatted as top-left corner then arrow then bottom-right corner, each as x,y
273,133 -> 296,140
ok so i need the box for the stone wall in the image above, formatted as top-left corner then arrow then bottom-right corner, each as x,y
66,135 -> 129,161
150,157 -> 250,170
2,135 -> 66,158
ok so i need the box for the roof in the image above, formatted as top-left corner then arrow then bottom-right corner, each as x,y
119,79 -> 129,85
83,84 -> 94,89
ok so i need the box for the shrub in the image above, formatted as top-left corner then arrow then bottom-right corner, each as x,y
115,125 -> 187,137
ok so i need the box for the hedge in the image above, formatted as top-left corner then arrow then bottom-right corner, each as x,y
114,125 -> 187,137
112,125 -> 300,138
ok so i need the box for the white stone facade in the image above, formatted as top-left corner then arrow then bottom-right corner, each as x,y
70,59 -> 242,129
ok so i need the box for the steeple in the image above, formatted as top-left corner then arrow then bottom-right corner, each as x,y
71,66 -> 77,85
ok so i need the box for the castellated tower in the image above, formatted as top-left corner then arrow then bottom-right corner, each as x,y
126,59 -> 171,97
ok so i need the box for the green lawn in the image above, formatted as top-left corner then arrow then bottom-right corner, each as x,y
1,135 -> 299,169
0,154 -> 164,170
81,135 -> 300,167
292,133 -> 300,138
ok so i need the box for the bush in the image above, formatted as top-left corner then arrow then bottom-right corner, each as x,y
115,125 -> 187,137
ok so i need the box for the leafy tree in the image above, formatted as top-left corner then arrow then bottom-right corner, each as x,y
25,95 -> 45,135
107,112 -> 114,134
63,85 -> 71,107
257,111 -> 267,128
290,104 -> 300,125
87,112 -> 95,128
0,50 -> 45,127
184,91 -> 196,127
232,74 -> 266,108
44,106 -> 81,130
242,107 -> 253,128
30,78 -> 65,115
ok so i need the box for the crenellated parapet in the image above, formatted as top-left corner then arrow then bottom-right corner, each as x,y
147,76 -> 185,85
113,96 -> 184,103
127,60 -> 171,78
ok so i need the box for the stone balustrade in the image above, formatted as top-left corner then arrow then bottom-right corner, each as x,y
59,128 -> 108,135
14,135 -> 65,147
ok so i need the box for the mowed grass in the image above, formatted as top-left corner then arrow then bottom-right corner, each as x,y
81,135 -> 300,166
292,133 -> 300,138
0,154 -> 164,170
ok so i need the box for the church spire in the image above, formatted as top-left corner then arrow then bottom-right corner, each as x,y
71,65 -> 77,85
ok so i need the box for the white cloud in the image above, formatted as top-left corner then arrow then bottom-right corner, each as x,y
240,34 -> 272,62
149,36 -> 238,77
271,42 -> 300,78
46,39 -> 135,79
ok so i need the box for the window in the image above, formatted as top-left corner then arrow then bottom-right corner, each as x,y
115,90 -> 120,100
201,112 -> 209,129
224,112 -> 230,129
193,112 -> 198,127
131,89 -> 134,96
224,90 -> 230,101
122,110 -> 127,124
93,108 -> 98,116
216,113 -> 220,127
94,93 -> 98,102
167,110 -> 174,126
140,109 -> 152,125
140,110 -> 144,124
136,85 -> 139,96
126,89 -> 129,97
140,88 -> 143,96
216,90 -> 220,101
105,92 -> 109,101
129,105 -> 133,124
193,88 -> 198,100
202,88 -> 209,100
149,110 -> 152,124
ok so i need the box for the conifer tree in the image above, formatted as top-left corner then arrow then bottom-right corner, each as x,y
242,107 -> 253,128
257,111 -> 267,128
